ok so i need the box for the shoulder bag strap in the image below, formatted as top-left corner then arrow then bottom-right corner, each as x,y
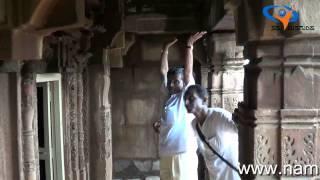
195,124 -> 240,176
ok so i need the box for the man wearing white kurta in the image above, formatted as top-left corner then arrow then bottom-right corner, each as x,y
153,32 -> 206,180
184,85 -> 240,180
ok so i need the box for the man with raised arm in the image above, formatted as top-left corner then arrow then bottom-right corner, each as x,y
153,32 -> 206,180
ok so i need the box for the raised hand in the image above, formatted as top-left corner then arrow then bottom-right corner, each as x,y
163,38 -> 178,50
187,31 -> 207,46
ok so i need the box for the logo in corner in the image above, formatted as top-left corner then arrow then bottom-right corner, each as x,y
262,4 -> 299,30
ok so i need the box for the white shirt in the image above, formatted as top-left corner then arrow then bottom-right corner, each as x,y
159,78 -> 198,156
193,108 -> 240,180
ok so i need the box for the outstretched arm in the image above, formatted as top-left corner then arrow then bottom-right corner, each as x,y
160,38 -> 178,84
184,32 -> 207,84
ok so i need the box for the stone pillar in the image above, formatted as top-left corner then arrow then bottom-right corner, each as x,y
208,33 -> 245,112
200,64 -> 210,89
235,41 -> 282,180
63,68 -> 80,180
21,69 -> 39,180
59,33 -> 91,180
89,50 -> 112,180
234,0 -> 320,179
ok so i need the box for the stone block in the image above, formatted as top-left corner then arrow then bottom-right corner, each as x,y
297,0 -> 320,34
284,66 -> 315,109
145,176 -> 160,180
134,67 -> 161,92
281,127 -> 317,175
125,97 -> 159,125
114,160 -> 132,173
256,65 -> 282,109
284,38 -> 320,57
254,125 -> 278,167
222,94 -> 243,112
113,125 -> 158,158
141,37 -> 181,62
222,70 -> 244,90
152,160 -> 160,171
133,160 -> 152,172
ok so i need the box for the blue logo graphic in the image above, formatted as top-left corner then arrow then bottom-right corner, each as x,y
262,5 -> 299,30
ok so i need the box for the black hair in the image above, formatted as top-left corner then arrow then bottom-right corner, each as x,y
167,67 -> 184,78
184,85 -> 208,102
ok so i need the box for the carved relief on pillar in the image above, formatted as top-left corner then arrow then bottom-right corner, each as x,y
69,73 -> 80,180
209,90 -> 222,108
222,94 -> 243,112
59,31 -> 92,180
21,72 -> 38,180
281,128 -> 316,175
82,70 -> 90,180
255,134 -> 276,165
252,110 -> 279,169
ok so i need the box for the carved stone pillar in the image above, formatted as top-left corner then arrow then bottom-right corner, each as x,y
208,33 -> 245,112
77,72 -> 86,180
89,51 -> 112,180
235,41 -> 282,180
63,71 -> 79,180
60,33 -> 91,180
234,0 -> 320,179
21,70 -> 39,180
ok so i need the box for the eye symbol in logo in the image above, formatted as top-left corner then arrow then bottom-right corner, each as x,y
263,5 -> 299,30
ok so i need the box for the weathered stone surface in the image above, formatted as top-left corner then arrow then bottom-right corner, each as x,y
222,94 -> 243,112
211,33 -> 244,60
284,37 -> 320,57
134,67 -> 162,92
281,127 -> 317,176
113,125 -> 158,158
284,65 -> 314,109
256,63 -> 282,109
152,160 -> 160,171
133,160 -> 152,172
126,97 -> 158,125
114,160 -> 131,173
141,36 -> 181,62
0,74 -> 19,180
209,32 -> 245,112
297,0 -> 320,34
145,176 -> 160,180
124,15 -> 199,34
89,64 -> 113,180
222,70 -> 243,90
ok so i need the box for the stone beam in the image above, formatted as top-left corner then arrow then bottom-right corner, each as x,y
124,14 -> 200,34
0,0 -> 88,60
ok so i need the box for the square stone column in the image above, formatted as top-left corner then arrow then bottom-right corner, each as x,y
234,37 -> 320,180
208,33 -> 245,112
234,0 -> 320,178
